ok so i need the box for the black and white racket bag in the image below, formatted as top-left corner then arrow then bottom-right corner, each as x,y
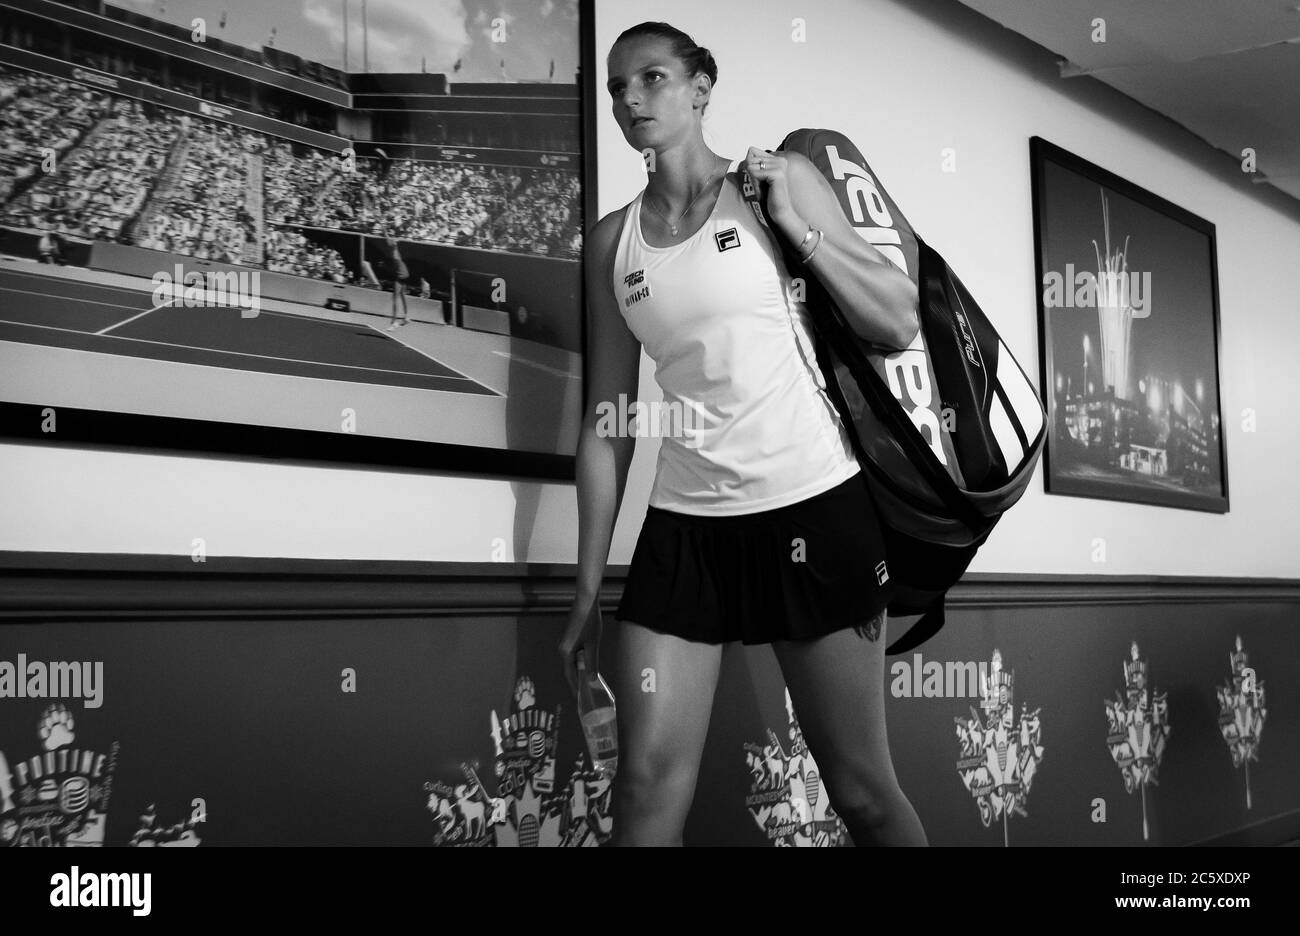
739,128 -> 1047,653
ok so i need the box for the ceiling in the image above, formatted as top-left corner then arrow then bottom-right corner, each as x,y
955,0 -> 1300,202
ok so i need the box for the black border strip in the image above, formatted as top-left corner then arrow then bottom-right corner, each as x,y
0,403 -> 575,482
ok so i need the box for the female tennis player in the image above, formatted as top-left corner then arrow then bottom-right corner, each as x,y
380,234 -> 410,329
560,21 -> 927,846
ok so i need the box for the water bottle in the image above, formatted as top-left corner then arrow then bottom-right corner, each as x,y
576,652 -> 618,778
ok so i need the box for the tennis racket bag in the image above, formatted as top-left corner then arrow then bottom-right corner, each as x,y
739,128 -> 1046,654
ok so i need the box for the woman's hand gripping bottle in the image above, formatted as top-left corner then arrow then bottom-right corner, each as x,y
575,653 -> 618,778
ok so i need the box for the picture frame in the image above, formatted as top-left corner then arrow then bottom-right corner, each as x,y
1030,136 -> 1229,512
0,0 -> 597,481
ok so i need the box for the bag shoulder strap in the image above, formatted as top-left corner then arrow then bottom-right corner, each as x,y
739,165 -> 987,533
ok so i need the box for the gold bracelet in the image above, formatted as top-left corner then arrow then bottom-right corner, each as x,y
800,228 -> 824,264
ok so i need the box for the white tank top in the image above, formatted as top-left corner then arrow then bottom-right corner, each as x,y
611,157 -> 861,515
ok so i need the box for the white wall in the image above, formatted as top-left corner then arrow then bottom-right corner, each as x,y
3,0 -> 1298,577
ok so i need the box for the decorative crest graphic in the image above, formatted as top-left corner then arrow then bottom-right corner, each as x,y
1104,640 -> 1169,840
743,689 -> 848,847
954,649 -> 1045,846
129,803 -> 203,847
1216,635 -> 1266,809
0,703 -> 118,847
425,676 -> 613,846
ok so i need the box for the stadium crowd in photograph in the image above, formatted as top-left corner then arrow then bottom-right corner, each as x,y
0,67 -> 581,282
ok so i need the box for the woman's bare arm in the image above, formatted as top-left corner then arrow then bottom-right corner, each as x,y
574,208 -> 641,605
769,151 -> 920,350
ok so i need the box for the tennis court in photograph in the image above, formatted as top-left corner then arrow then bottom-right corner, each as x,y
0,265 -> 498,396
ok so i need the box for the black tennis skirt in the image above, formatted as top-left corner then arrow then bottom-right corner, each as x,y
615,469 -> 896,645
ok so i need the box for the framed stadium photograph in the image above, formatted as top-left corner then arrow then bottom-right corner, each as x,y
0,0 -> 594,480
1030,136 -> 1229,513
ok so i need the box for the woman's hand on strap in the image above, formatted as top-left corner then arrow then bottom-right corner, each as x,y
745,145 -> 799,228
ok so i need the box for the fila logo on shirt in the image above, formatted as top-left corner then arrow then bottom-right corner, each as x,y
623,268 -> 651,308
715,227 -> 740,251
876,560 -> 889,586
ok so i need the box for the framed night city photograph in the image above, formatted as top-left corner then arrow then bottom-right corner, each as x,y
1030,136 -> 1229,513
0,0 -> 595,480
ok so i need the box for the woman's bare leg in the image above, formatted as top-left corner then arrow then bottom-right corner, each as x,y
771,611 -> 927,846
607,621 -> 723,845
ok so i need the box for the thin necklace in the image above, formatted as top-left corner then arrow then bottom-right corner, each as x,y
644,162 -> 726,236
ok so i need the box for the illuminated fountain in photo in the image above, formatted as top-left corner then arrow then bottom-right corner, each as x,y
1091,190 -> 1135,404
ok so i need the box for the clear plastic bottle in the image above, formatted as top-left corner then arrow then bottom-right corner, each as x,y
576,653 -> 618,778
